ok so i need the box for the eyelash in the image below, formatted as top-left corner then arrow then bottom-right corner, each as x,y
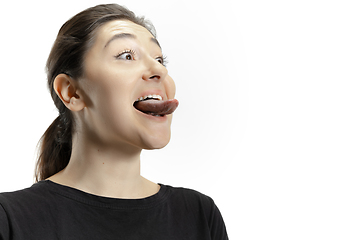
115,49 -> 136,60
160,55 -> 168,67
114,49 -> 168,67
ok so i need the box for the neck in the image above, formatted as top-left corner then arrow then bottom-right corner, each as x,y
48,133 -> 159,199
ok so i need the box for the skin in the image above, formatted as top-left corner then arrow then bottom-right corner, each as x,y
48,20 -> 176,199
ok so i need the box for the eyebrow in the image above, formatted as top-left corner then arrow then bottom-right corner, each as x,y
104,32 -> 162,49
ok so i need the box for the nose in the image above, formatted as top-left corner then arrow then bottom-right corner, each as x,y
142,57 -> 168,81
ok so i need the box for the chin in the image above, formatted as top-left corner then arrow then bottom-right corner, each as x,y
141,132 -> 171,150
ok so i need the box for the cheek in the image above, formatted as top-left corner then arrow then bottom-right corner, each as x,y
93,81 -> 134,118
166,76 -> 176,99
83,67 -> 137,125
86,64 -> 135,103
82,79 -> 137,145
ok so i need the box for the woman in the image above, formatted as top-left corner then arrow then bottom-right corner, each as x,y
0,4 -> 228,239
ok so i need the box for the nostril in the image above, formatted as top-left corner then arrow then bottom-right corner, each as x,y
149,75 -> 160,80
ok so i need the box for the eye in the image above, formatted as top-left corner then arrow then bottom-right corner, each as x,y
156,55 -> 168,66
115,50 -> 136,60
156,57 -> 163,64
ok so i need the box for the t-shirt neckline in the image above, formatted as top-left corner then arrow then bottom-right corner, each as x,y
34,180 -> 169,210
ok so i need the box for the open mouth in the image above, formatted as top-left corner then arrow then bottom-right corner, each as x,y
133,94 -> 179,117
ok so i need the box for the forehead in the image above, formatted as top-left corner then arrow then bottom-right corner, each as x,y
95,20 -> 153,45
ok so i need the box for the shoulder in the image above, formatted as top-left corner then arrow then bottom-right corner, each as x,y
0,181 -> 51,205
165,185 -> 213,202
0,181 -> 56,219
162,184 -> 229,239
0,182 -> 53,239
163,184 -> 216,214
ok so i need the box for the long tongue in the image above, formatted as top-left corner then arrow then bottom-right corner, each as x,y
134,99 -> 179,115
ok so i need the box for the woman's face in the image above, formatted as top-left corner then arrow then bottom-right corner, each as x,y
76,20 -> 176,150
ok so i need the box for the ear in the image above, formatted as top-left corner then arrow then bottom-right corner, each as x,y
53,74 -> 86,112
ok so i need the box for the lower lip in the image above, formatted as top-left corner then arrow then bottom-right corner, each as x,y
134,108 -> 168,122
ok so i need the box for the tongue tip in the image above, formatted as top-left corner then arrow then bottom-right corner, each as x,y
165,99 -> 179,115
168,98 -> 179,107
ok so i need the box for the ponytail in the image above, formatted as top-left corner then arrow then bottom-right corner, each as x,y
35,108 -> 73,182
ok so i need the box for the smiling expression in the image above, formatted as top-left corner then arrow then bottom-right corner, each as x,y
75,20 -> 177,150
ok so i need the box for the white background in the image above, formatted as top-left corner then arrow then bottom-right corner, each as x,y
1,0 -> 359,239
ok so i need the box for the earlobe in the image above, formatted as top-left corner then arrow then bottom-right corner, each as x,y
53,74 -> 85,112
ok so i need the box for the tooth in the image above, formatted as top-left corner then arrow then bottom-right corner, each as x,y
136,94 -> 163,102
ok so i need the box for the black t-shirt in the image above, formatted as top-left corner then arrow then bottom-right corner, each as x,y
0,181 -> 228,239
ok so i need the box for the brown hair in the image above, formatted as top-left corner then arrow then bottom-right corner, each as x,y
35,4 -> 156,182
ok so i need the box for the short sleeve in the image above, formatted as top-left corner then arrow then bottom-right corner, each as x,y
208,200 -> 229,240
0,203 -> 10,240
